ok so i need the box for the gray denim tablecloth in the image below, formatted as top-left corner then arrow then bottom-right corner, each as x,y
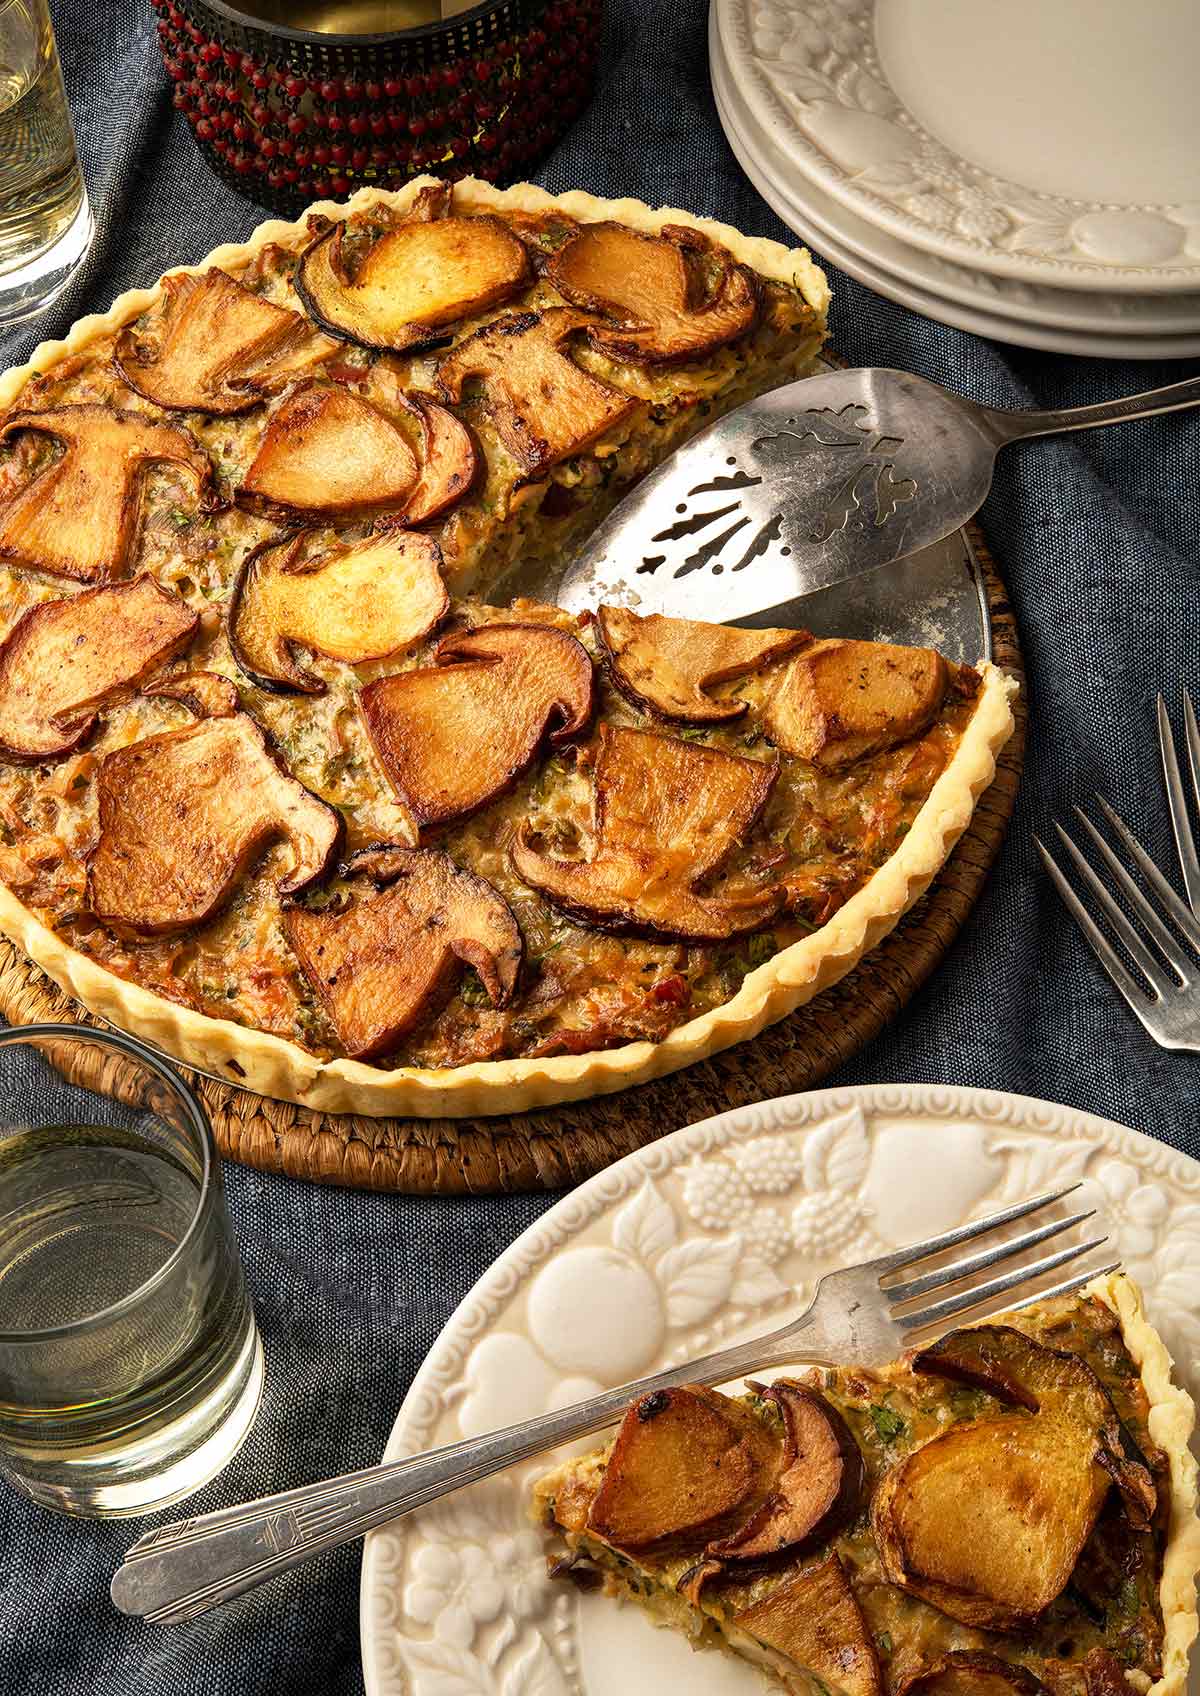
1,2 -> 1198,1691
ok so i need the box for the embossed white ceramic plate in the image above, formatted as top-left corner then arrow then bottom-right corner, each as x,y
360,1084 -> 1200,1696
710,11 -> 1200,357
716,0 -> 1200,294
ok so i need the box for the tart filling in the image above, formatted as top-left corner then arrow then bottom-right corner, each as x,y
534,1277 -> 1200,1696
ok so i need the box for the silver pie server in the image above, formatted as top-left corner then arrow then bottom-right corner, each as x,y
545,367 -> 1200,626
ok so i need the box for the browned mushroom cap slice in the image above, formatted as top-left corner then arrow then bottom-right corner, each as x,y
898,1654 -> 1047,1696
586,1385 -> 781,1554
296,203 -> 530,354
86,680 -> 342,937
360,623 -> 594,828
114,268 -> 338,414
437,308 -> 638,479
872,1326 -> 1156,1632
511,724 -> 782,941
730,1553 -> 881,1696
237,386 -> 418,516
764,638 -> 950,768
706,1382 -> 864,1563
0,576 -> 198,764
546,222 -> 760,364
283,845 -> 522,1060
229,529 -> 447,695
392,391 -> 478,525
146,668 -> 240,718
597,604 -> 811,723
0,405 -> 212,583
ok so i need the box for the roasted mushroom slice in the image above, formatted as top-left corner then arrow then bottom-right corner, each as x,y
114,268 -> 338,414
229,529 -> 447,694
393,391 -> 478,525
899,1655 -> 1047,1696
586,1386 -> 781,1555
146,668 -> 239,718
360,623 -> 594,828
283,846 -> 522,1060
437,308 -> 638,479
872,1326 -> 1157,1631
296,202 -> 530,354
729,1553 -> 881,1696
546,222 -> 760,364
87,680 -> 341,937
911,1324 -> 1156,1526
237,387 -> 418,516
0,405 -> 212,582
0,576 -> 198,764
707,1382 -> 864,1563
511,724 -> 782,942
764,638 -> 949,768
597,604 -> 810,723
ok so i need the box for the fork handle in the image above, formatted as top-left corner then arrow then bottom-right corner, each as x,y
110,1308 -> 820,1626
983,373 -> 1200,445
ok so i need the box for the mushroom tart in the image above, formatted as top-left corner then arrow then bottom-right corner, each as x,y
0,177 -> 1013,1116
535,1274 -> 1200,1696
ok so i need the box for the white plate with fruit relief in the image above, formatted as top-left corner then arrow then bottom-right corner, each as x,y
359,1084 -> 1200,1695
708,11 -> 1200,358
716,0 -> 1200,292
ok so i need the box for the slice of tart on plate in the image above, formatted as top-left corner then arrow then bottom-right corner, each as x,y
534,1273 -> 1199,1696
0,175 -> 1014,1116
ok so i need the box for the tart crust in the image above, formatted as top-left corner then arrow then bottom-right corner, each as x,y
1091,1273 -> 1200,1696
0,177 -> 1014,1118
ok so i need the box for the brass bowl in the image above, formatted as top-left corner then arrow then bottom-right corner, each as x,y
152,0 -> 603,215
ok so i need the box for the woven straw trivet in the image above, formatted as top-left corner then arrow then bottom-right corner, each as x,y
0,524 -> 1023,1194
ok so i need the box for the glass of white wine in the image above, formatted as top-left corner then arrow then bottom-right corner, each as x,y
0,0 -> 92,328
0,1024 -> 263,1517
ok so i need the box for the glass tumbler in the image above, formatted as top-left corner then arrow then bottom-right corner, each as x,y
0,1025 -> 263,1517
0,0 -> 93,328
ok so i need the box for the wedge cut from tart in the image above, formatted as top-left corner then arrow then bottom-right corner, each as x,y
0,176 -> 1020,1117
534,1276 -> 1200,1696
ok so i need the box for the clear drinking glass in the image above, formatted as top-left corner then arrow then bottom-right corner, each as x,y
0,0 -> 93,328
0,1025 -> 263,1517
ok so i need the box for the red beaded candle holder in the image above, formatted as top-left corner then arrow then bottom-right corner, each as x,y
152,0 -> 603,216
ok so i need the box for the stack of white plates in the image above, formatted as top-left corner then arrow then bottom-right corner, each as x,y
710,0 -> 1200,358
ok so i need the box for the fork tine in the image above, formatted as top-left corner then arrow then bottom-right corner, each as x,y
885,1208 -> 1096,1305
1035,835 -> 1159,1024
868,1183 -> 1083,1276
1072,807 -> 1192,977
1183,690 -> 1200,916
1052,823 -> 1176,994
1159,694 -> 1200,916
1095,797 -> 1200,950
995,1258 -> 1122,1316
896,1236 -> 1110,1331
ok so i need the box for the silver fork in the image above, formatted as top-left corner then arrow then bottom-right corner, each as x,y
110,1184 -> 1114,1627
1037,690 -> 1200,1051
